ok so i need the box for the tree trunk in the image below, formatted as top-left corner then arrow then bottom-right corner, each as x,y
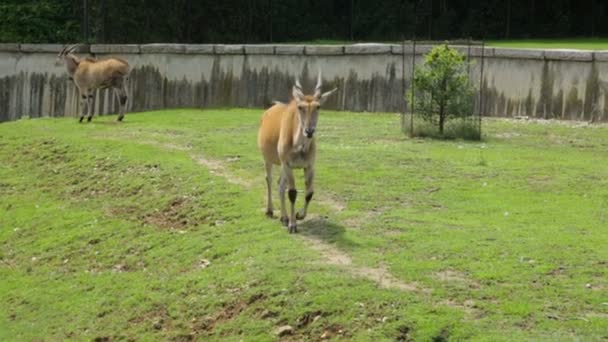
438,76 -> 448,135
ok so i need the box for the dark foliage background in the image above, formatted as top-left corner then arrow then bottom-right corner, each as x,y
1,0 -> 607,43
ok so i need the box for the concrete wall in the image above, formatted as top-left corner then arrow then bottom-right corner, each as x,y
1,43 -> 608,122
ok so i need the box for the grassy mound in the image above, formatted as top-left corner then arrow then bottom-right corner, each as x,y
1,109 -> 607,340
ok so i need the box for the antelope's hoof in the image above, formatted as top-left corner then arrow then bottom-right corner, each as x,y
265,210 -> 274,218
79,117 -> 84,123
87,116 -> 92,122
117,116 -> 124,122
280,216 -> 289,227
296,210 -> 306,220
288,223 -> 298,234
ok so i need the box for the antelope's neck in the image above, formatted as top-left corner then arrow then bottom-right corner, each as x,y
65,56 -> 79,76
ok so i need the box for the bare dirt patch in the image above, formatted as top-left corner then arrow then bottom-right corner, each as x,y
192,155 -> 252,189
300,235 -> 422,292
342,207 -> 385,229
142,196 -> 193,229
439,299 -> 483,318
190,294 -> 265,335
435,269 -> 481,289
145,197 -> 187,227
296,310 -> 324,329
316,193 -> 347,213
129,305 -> 173,332
527,175 -> 554,191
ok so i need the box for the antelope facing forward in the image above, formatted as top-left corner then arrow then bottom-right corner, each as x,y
56,44 -> 131,122
258,72 -> 338,233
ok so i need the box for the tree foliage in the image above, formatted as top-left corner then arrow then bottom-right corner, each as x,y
1,0 -> 607,43
0,0 -> 80,43
407,44 -> 475,136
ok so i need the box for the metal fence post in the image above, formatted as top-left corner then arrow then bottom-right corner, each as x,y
410,38 -> 417,137
479,41 -> 485,135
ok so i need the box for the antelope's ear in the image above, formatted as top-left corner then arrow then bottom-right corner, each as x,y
292,85 -> 304,101
319,87 -> 338,104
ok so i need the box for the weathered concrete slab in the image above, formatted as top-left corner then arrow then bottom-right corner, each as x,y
544,49 -> 593,62
391,44 -> 493,58
389,44 -> 404,55
184,44 -> 214,54
20,44 -> 64,53
0,43 -> 20,52
594,51 -> 608,62
91,44 -> 141,54
392,44 -> 435,55
3,43 -> 608,123
244,45 -> 275,55
493,48 -> 544,60
305,45 -> 344,55
214,45 -> 244,55
470,46 -> 494,58
275,45 -> 305,55
141,44 -> 186,54
345,44 -> 391,55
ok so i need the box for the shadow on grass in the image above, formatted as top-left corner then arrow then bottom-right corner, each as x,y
299,216 -> 360,250
92,120 -> 133,125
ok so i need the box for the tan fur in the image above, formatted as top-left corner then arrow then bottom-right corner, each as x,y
72,57 -> 130,89
258,72 -> 337,233
58,45 -> 131,122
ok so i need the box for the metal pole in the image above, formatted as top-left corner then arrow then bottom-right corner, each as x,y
401,38 -> 406,133
409,1 -> 419,137
410,38 -> 416,137
478,40 -> 485,136
467,37 -> 471,79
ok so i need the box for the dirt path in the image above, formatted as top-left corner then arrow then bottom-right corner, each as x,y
97,132 -> 423,292
99,132 -> 490,316
192,155 -> 253,189
299,234 -> 421,291
187,150 -> 424,293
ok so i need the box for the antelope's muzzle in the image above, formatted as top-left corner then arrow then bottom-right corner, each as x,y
305,128 -> 315,138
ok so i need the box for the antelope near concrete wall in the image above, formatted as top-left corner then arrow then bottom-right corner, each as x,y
56,44 -> 131,122
258,72 -> 338,233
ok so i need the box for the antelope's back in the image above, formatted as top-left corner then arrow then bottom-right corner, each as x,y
108,58 -> 131,76
93,58 -> 131,79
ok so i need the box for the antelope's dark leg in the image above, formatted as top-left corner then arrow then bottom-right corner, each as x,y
86,93 -> 94,122
278,167 -> 288,227
283,166 -> 298,233
264,161 -> 274,218
116,80 -> 128,121
297,166 -> 314,220
79,91 -> 88,123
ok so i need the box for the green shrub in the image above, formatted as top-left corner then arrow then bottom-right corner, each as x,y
406,44 -> 478,139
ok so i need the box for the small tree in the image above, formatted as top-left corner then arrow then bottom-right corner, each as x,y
407,44 -> 475,136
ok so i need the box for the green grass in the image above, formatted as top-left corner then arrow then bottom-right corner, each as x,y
488,38 -> 608,50
1,109 -> 607,340
294,38 -> 608,50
